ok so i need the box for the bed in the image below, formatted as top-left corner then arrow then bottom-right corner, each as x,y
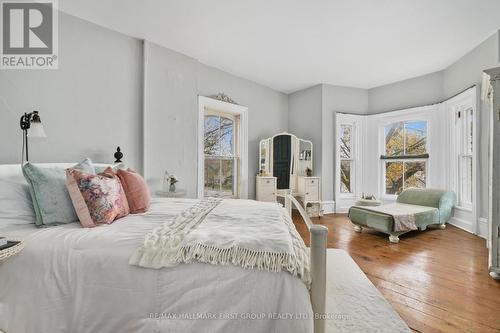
0,164 -> 328,333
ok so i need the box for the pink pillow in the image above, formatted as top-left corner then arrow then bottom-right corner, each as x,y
66,169 -> 130,228
116,168 -> 150,214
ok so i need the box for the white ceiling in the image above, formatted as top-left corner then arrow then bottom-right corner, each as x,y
59,0 -> 500,93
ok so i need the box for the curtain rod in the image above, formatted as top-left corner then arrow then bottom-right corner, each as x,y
337,84 -> 477,116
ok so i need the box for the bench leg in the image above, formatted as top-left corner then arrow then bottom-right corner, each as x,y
353,225 -> 362,233
439,224 -> 446,229
389,235 -> 399,243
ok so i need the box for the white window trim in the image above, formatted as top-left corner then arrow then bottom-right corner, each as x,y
197,96 -> 248,199
378,113 -> 432,200
335,113 -> 362,200
446,87 -> 478,224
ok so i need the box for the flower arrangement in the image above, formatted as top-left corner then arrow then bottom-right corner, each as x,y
166,174 -> 178,192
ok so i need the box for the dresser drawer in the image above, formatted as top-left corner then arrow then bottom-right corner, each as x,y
259,178 -> 276,187
256,177 -> 276,202
305,178 -> 318,187
304,183 -> 319,202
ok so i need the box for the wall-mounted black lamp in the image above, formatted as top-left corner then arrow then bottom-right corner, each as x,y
20,111 -> 47,163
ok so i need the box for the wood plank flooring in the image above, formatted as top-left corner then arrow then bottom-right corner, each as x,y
292,213 -> 500,333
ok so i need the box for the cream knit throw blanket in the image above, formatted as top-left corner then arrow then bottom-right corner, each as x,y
129,198 -> 311,287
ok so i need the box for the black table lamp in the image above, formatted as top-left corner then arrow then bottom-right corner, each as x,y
20,111 -> 47,163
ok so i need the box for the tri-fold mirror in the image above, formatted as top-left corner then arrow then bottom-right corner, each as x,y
259,132 -> 313,191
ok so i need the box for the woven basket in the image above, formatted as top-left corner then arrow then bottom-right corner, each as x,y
0,239 -> 24,261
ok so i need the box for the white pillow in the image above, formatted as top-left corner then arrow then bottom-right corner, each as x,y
0,179 -> 36,224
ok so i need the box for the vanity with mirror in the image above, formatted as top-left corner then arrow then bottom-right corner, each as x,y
256,132 -> 322,217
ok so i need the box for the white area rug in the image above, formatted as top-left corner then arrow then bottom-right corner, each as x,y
326,249 -> 410,332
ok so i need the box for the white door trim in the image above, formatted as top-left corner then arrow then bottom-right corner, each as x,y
197,96 -> 248,199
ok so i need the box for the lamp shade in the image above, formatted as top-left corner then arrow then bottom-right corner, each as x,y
27,121 -> 47,138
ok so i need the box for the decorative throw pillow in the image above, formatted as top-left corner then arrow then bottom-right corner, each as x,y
22,158 -> 95,227
116,168 -> 151,214
0,180 -> 35,224
66,169 -> 130,227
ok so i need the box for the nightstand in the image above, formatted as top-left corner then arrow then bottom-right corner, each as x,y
296,176 -> 322,217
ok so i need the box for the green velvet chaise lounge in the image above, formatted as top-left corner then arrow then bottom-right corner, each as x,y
348,188 -> 456,243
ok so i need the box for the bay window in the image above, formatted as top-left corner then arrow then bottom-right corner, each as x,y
382,120 -> 428,195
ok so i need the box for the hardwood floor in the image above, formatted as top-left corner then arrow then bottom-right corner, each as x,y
292,213 -> 500,333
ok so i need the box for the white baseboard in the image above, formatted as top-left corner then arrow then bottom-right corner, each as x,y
335,206 -> 350,214
449,216 -> 474,233
322,201 -> 335,215
449,216 -> 488,240
478,218 -> 488,240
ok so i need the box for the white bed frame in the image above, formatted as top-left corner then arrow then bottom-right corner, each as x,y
0,164 -> 328,333
285,194 -> 328,333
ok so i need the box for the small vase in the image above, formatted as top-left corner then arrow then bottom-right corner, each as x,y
169,183 -> 176,193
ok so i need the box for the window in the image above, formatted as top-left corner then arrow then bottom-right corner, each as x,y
382,120 -> 427,195
455,107 -> 473,208
203,111 -> 239,198
339,124 -> 354,194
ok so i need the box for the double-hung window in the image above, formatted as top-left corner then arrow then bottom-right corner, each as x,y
455,107 -> 473,209
382,120 -> 428,195
203,110 -> 239,198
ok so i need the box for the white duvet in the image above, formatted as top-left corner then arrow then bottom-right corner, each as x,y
0,198 -> 313,333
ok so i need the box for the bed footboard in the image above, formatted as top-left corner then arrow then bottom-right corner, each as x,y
286,195 -> 328,333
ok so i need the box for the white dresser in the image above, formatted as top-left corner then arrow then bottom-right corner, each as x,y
256,176 -> 277,202
256,132 -> 322,217
296,176 -> 322,217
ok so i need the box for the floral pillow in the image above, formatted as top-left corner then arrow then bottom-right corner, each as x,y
66,168 -> 130,228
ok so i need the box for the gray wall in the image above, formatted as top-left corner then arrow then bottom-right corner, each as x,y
288,85 -> 323,179
321,84 -> 369,202
368,71 -> 444,114
443,31 -> 500,218
0,13 -> 289,200
197,63 -> 289,199
288,84 -> 368,203
1,11 -> 498,211
143,42 -> 199,197
365,31 -> 499,218
143,41 -> 289,199
0,13 -> 143,169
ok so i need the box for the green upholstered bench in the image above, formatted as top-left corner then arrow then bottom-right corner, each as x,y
348,188 -> 456,243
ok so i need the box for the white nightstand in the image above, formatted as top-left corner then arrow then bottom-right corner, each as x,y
256,176 -> 277,202
156,189 -> 187,198
296,176 -> 322,217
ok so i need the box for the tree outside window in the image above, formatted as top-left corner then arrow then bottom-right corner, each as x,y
383,121 -> 427,195
204,113 -> 238,198
339,124 -> 353,193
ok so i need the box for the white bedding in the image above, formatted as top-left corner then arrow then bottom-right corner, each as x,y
0,198 -> 313,333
